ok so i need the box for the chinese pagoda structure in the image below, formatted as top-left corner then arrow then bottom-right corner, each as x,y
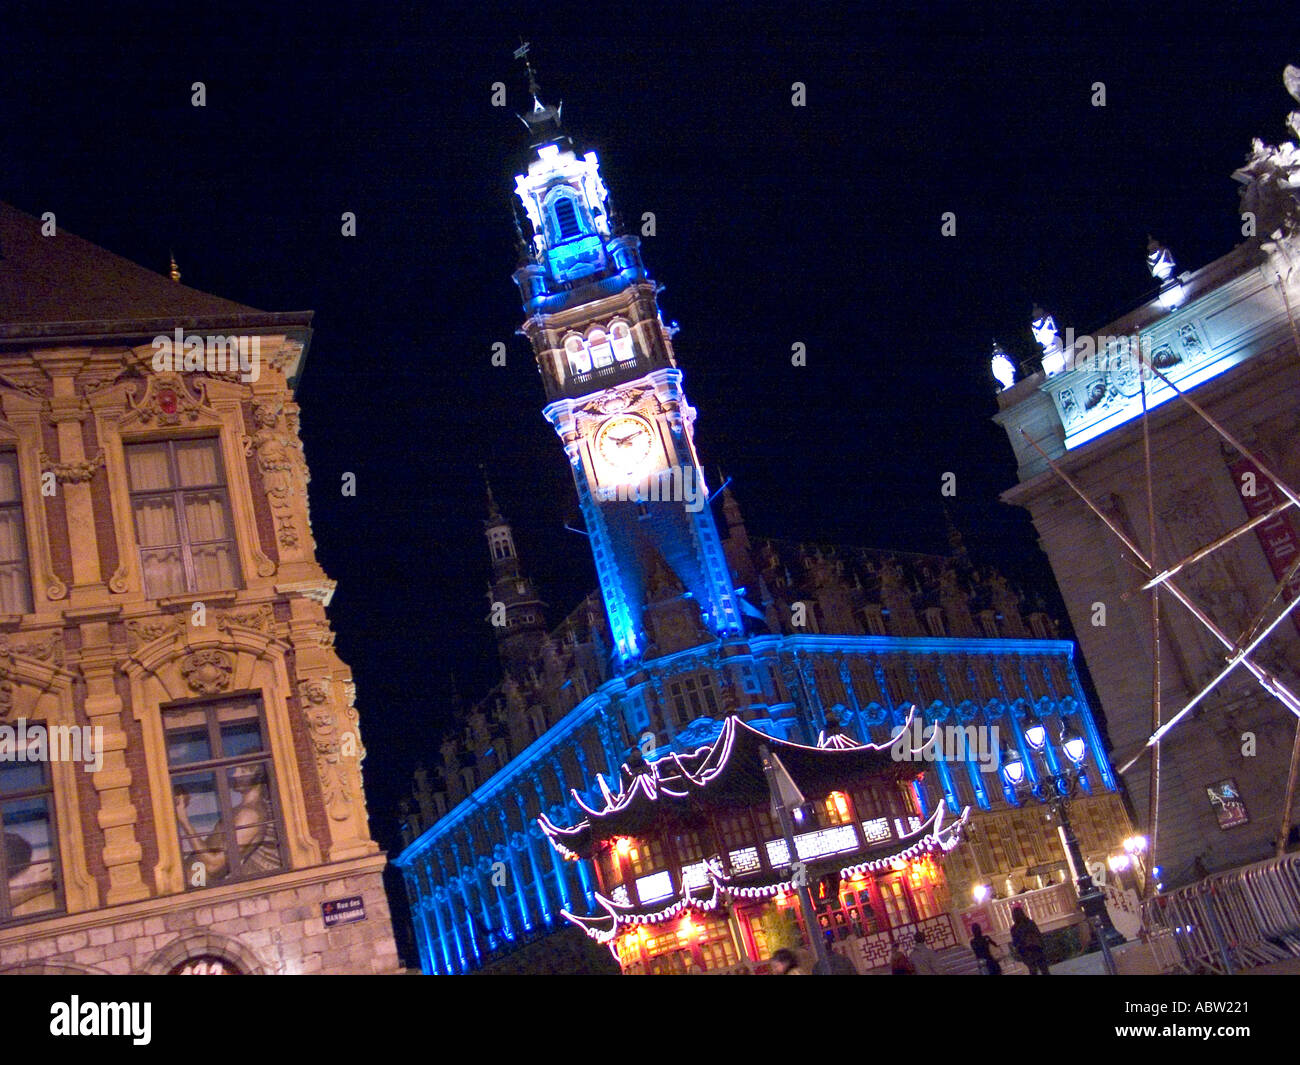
541,714 -> 968,973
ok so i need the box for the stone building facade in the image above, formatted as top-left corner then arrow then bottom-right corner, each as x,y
992,70 -> 1300,886
0,203 -> 398,974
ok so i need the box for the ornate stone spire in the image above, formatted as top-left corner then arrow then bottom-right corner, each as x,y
168,250 -> 181,283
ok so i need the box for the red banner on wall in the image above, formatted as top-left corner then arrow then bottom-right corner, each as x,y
1223,448 -> 1300,636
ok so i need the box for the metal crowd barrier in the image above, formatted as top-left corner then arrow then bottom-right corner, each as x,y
1141,852 -> 1300,973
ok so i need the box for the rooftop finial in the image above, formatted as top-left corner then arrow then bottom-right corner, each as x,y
168,250 -> 181,283
512,39 -> 562,138
513,38 -> 541,100
480,463 -> 501,520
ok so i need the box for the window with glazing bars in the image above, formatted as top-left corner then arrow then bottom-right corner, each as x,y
127,438 -> 240,598
0,453 -> 32,614
0,740 -> 61,922
164,695 -> 284,889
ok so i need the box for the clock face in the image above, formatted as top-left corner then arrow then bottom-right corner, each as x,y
595,414 -> 655,477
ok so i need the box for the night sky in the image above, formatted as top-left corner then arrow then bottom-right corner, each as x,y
3,6 -> 1298,867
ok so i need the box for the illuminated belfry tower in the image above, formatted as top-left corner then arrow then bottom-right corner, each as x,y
510,64 -> 741,667
482,471 -> 547,680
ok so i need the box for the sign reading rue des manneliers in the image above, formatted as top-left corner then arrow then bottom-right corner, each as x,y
322,896 -> 366,928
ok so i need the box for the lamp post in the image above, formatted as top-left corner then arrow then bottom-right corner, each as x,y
759,743 -> 832,974
1000,718 -> 1124,974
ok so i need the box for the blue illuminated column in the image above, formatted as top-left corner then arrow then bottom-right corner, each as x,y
570,745 -> 598,905
404,868 -> 433,974
514,788 -> 552,922
478,814 -> 514,942
538,767 -> 574,912
928,726 -> 963,812
874,659 -> 898,728
594,703 -> 622,779
497,805 -> 531,931
989,658 -> 1041,794
962,747 -> 991,810
424,858 -> 454,976
434,850 -> 469,973
463,826 -> 496,951
490,846 -> 515,942
448,840 -> 481,964
796,652 -> 827,738
838,659 -> 862,727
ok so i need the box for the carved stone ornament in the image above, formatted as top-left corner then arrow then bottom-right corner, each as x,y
216,604 -> 276,636
130,373 -> 205,427
180,649 -> 234,695
125,615 -> 185,650
299,679 -> 354,822
39,449 -> 105,484
244,402 -> 313,552
0,631 -> 62,664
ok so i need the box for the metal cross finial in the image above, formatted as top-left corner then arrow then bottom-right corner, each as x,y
513,39 -> 540,98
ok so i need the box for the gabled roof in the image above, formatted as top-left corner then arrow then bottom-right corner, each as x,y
0,202 -> 311,342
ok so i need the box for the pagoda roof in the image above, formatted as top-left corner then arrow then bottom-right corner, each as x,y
540,713 -> 924,860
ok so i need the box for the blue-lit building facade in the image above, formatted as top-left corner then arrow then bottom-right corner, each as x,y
394,79 -> 1133,974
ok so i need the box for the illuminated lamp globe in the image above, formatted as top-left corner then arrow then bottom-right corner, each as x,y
1060,723 -> 1087,764
1022,711 -> 1047,752
1000,743 -> 1025,787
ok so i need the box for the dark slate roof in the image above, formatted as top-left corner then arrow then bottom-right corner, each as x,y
0,202 -> 311,341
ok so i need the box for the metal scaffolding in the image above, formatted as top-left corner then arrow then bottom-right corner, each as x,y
1018,281 -> 1300,893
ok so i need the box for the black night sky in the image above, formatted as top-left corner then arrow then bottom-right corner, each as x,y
3,5 -> 1298,879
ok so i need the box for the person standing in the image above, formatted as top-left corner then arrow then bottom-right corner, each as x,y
770,948 -> 806,974
969,923 -> 1002,975
909,930 -> 942,974
1010,907 -> 1051,975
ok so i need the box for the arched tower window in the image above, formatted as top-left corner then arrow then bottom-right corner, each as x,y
544,188 -> 591,246
587,327 -> 613,368
487,525 -> 515,561
610,320 -> 635,362
564,335 -> 591,376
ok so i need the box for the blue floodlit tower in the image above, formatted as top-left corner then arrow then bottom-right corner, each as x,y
510,71 -> 742,669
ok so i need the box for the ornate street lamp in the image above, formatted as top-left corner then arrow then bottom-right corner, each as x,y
1000,717 -> 1125,973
